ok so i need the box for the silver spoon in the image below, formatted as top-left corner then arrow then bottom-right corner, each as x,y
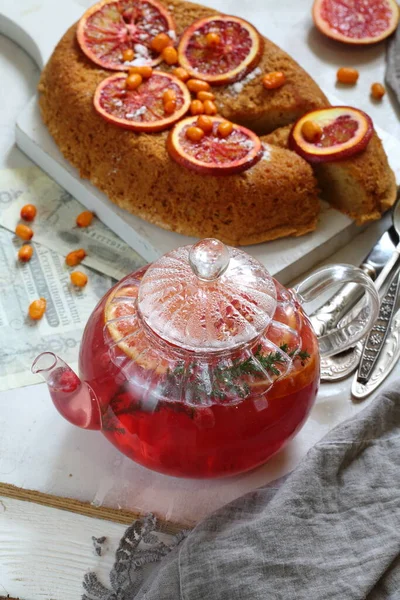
320,194 -> 400,382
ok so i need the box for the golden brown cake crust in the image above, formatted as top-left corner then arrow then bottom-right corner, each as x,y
38,0 -> 326,246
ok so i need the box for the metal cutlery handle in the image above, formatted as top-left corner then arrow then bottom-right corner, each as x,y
374,246 -> 400,292
319,247 -> 400,382
352,305 -> 400,399
338,246 -> 400,331
310,279 -> 369,338
357,270 -> 400,384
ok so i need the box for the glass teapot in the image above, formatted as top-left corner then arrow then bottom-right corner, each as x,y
32,239 -> 379,478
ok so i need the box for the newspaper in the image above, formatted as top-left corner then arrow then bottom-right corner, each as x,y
0,167 -> 145,280
0,226 -> 115,391
0,166 -> 146,392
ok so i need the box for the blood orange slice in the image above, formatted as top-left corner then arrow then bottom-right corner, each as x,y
77,0 -> 175,71
177,16 -> 263,85
167,116 -> 263,175
94,71 -> 191,132
105,284 -> 170,372
289,107 -> 373,164
313,0 -> 399,45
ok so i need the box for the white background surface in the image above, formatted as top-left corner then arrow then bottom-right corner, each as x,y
1,0 -> 400,597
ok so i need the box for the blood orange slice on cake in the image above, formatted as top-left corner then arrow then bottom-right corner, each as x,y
289,107 -> 373,164
94,71 -> 191,132
167,116 -> 263,175
77,0 -> 176,70
313,0 -> 399,45
177,15 -> 263,85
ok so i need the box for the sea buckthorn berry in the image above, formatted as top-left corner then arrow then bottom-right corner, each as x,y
126,73 -> 142,90
190,99 -> 205,115
129,65 -> 153,79
162,46 -> 178,65
66,248 -> 86,267
173,67 -> 189,82
203,99 -> 217,115
263,71 -> 286,90
187,79 -> 211,93
186,126 -> 205,143
336,67 -> 359,84
371,82 -> 386,100
76,210 -> 94,228
70,271 -> 88,287
164,100 -> 177,114
206,32 -> 221,47
18,244 -> 33,263
122,48 -> 134,62
15,223 -> 33,241
163,89 -> 176,104
217,120 -> 234,138
151,33 -> 171,53
197,90 -> 215,102
197,115 -> 214,133
301,120 -> 323,143
20,204 -> 37,222
29,298 -> 46,321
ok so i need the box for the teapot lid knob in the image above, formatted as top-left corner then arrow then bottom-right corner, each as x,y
189,239 -> 230,281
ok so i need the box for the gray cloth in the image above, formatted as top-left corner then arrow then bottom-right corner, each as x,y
386,26 -> 400,103
84,382 -> 400,600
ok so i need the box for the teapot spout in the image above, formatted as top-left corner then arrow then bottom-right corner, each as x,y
32,352 -> 101,430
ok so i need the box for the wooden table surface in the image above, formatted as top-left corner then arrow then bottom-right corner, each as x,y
1,0 -> 400,598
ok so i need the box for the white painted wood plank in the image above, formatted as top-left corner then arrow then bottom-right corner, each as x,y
0,495 -> 171,600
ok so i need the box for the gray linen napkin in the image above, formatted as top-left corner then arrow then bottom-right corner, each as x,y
84,382 -> 400,600
386,26 -> 400,102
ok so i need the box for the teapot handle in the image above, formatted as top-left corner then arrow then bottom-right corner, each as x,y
293,264 -> 380,358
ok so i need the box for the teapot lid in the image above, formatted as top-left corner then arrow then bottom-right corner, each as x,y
138,238 -> 277,352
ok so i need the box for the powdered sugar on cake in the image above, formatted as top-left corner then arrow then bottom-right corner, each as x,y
227,67 -> 262,95
167,30 -> 177,42
261,144 -> 272,161
126,106 -> 147,119
124,44 -> 152,67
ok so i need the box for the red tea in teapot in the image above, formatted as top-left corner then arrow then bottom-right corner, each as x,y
78,266 -> 319,478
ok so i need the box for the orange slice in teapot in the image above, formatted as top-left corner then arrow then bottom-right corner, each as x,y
177,15 -> 263,85
289,106 -> 373,164
77,0 -> 175,71
167,116 -> 263,175
105,284 -> 170,373
94,71 -> 191,132
105,282 -> 318,401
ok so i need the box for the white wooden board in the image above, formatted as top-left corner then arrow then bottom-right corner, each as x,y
2,0 -> 400,282
0,495 -> 160,600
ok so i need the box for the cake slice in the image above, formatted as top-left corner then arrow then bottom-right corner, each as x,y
265,125 -> 397,224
